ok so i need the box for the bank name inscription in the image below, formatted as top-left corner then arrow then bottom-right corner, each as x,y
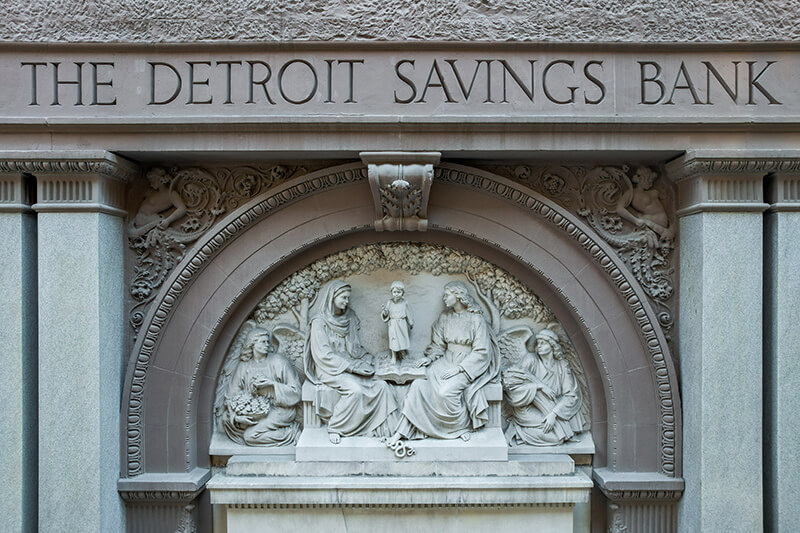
10,53 -> 790,115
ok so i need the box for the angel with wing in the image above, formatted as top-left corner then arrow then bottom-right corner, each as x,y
219,324 -> 302,446
502,328 -> 587,446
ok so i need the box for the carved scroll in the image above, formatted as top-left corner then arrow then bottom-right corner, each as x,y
361,152 -> 440,231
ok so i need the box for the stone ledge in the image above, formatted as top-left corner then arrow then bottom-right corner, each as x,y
117,467 -> 211,503
208,471 -> 593,507
593,468 -> 684,502
296,427 -> 508,462
225,455 -> 575,477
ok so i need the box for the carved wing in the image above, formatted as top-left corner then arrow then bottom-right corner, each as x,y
546,322 -> 592,428
213,320 -> 256,428
272,323 -> 308,381
495,325 -> 533,371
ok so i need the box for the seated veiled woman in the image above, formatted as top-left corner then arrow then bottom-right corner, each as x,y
304,280 -> 399,444
503,328 -> 586,446
389,281 -> 499,443
221,326 -> 302,446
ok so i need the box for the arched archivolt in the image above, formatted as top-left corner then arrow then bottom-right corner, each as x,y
120,161 -> 681,482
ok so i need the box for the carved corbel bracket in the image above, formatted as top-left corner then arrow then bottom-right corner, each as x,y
360,152 -> 441,232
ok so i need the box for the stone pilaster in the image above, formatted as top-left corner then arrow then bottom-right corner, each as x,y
666,151 -> 776,532
0,171 -> 37,533
763,167 -> 800,533
17,152 -> 139,533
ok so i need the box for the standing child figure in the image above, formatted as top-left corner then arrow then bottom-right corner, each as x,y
381,281 -> 414,364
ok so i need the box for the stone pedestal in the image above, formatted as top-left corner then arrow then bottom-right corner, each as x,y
667,152 -> 769,532
209,456 -> 592,533
764,170 -> 800,532
0,171 -> 37,533
27,152 -> 137,533
296,427 -> 508,462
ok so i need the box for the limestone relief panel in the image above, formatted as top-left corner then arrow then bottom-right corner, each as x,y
212,242 -> 591,454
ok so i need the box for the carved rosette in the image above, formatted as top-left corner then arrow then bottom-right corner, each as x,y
361,152 -> 440,232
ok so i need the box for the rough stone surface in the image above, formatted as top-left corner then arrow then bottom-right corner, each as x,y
1,1 -> 798,43
764,211 -> 800,533
678,212 -> 763,532
37,212 -> 124,533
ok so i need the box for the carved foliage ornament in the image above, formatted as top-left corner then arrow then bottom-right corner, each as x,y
127,164 -> 307,332
363,152 -> 439,232
486,164 -> 676,337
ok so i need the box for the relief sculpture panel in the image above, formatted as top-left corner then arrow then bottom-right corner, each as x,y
212,242 -> 590,455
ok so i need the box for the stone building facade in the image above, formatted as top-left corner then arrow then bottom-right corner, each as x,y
1,2 -> 798,532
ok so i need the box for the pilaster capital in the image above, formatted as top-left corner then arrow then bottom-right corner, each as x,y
766,172 -> 800,213
666,150 -> 800,217
0,172 -> 36,213
0,151 -> 140,216
360,151 -> 440,232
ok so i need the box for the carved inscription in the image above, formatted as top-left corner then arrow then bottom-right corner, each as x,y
14,54 -> 787,114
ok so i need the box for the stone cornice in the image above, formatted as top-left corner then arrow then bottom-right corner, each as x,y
593,469 -> 684,502
0,151 -> 140,182
0,151 -> 139,216
666,151 -> 800,216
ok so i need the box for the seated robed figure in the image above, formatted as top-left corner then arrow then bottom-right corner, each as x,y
304,280 -> 399,444
221,326 -> 302,446
503,328 -> 586,446
389,281 -> 500,444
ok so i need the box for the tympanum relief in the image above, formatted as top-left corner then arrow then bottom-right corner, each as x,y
213,243 -> 590,453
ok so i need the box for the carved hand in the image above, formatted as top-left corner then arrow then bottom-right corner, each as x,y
543,412 -> 557,433
350,360 -> 375,377
440,366 -> 462,380
417,357 -> 432,368
234,415 -> 256,427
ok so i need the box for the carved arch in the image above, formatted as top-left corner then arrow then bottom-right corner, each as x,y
120,161 -> 681,481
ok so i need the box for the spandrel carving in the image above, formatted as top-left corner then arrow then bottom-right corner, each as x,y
485,163 -> 676,338
216,323 -> 302,447
213,242 -> 591,451
503,328 -> 588,446
128,164 -> 312,334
